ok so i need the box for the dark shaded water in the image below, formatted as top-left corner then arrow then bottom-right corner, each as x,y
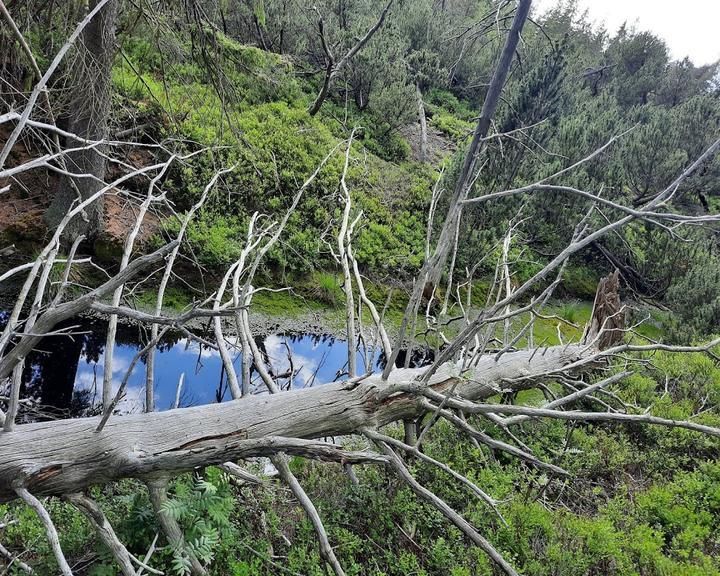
0,313 -> 433,420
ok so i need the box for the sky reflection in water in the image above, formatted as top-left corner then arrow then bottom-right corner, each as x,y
77,332 -> 380,412
1,313 -> 432,419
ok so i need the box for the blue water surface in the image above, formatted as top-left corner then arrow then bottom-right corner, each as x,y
77,332 -> 380,412
1,311 -> 431,419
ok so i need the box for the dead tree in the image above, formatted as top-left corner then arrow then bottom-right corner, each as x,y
44,0 -> 118,239
307,1 -> 394,116
2,2 -> 720,575
416,83 -> 428,162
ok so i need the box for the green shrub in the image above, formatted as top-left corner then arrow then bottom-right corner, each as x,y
426,88 -> 475,120
310,271 -> 343,306
562,265 -> 601,298
430,112 -> 474,142
172,214 -> 245,268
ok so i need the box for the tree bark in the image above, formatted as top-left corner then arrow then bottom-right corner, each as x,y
384,0 -> 532,376
416,84 -> 427,162
307,1 -> 393,116
0,344 -> 587,501
65,493 -> 137,576
45,0 -> 117,240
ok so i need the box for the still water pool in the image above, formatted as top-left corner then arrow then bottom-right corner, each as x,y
1,313 -> 432,420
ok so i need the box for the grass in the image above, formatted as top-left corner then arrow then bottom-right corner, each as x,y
134,285 -> 194,312
557,300 -> 594,325
632,308 -> 668,341
251,288 -> 325,317
515,388 -> 547,406
308,271 -> 344,306
128,274 -> 607,351
524,300 -> 592,345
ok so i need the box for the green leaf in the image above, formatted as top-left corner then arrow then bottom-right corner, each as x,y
253,0 -> 266,28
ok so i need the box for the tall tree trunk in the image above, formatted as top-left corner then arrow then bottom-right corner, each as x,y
45,0 -> 117,241
416,83 -> 428,162
384,0 -> 532,376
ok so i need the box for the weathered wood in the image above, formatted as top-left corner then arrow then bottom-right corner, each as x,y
65,493 -> 137,576
146,478 -> 207,575
416,84 -> 428,162
0,242 -> 178,383
0,538 -> 34,573
585,269 -> 624,349
15,487 -> 73,575
0,345 -> 585,501
272,454 -> 346,576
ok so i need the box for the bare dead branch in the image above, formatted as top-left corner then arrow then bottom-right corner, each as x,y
363,427 -> 506,524
271,454 -> 346,576
0,539 -> 34,574
384,0 -> 532,377
422,400 -> 569,475
14,488 -> 73,576
0,0 -> 113,168
308,1 -> 394,115
65,493 -> 137,576
420,390 -> 720,438
373,441 -> 520,576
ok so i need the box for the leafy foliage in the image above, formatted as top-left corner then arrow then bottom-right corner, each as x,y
2,1 -> 720,574
2,349 -> 719,575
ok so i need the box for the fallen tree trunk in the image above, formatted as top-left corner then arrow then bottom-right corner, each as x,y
0,344 -> 585,501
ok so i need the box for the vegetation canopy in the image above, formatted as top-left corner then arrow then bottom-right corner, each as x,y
0,0 -> 719,575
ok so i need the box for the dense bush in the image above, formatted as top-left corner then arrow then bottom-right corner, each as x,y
2,350 -> 719,575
